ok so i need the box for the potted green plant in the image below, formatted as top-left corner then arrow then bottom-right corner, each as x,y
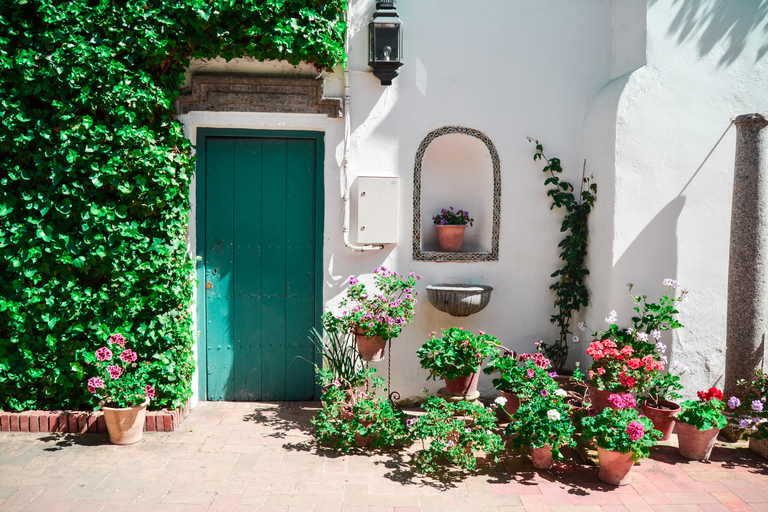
483,347 -> 559,417
336,267 -> 422,361
417,328 -> 500,396
84,333 -> 156,445
676,388 -> 728,460
307,321 -> 369,394
731,371 -> 768,458
581,393 -> 660,485
579,280 -> 688,410
639,361 -> 687,440
313,373 -> 407,451
432,206 -> 474,251
407,396 -> 503,473
503,390 -> 575,470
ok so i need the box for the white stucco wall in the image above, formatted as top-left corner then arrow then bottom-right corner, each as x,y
181,0 -> 768,404
582,0 -> 768,396
336,0 -> 614,400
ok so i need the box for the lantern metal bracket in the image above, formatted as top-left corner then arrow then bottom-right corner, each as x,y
368,0 -> 403,86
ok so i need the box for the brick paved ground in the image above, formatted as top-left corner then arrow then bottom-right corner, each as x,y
1,401 -> 767,512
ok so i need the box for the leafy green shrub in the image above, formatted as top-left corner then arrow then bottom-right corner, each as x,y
0,0 -> 346,411
678,388 -> 728,431
483,349 -> 559,400
408,396 -> 503,473
581,393 -> 660,460
417,327 -> 500,381
504,391 -> 576,460
313,374 -> 408,452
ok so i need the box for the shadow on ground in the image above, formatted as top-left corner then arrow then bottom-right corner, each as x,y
229,402 -> 768,489
36,433 -> 110,451
241,401 -> 317,439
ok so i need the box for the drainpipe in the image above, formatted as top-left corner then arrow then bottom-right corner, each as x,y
341,11 -> 383,252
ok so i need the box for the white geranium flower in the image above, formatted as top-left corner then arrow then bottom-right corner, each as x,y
494,396 -> 508,406
554,389 -> 567,398
547,409 -> 561,421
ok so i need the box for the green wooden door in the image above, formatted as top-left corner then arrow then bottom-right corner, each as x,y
198,130 -> 322,401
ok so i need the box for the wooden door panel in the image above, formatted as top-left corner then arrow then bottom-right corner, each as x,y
233,139 -> 264,401
205,138 -> 235,401
204,134 -> 318,401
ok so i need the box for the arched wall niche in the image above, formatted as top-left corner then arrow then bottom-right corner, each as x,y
412,126 -> 501,261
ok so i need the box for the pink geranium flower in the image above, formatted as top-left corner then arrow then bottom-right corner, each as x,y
108,333 -> 126,347
107,365 -> 123,380
95,347 -> 113,361
626,420 -> 645,441
87,377 -> 104,393
145,385 -> 156,399
120,349 -> 137,363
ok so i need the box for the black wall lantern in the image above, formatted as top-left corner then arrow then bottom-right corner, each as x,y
368,0 -> 403,86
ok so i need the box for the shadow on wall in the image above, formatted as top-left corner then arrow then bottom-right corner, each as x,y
612,196 -> 685,302
649,0 -> 768,65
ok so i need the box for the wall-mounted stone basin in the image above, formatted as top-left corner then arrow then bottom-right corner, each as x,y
426,284 -> 493,317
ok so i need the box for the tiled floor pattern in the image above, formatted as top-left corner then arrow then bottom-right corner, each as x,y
1,401 -> 767,512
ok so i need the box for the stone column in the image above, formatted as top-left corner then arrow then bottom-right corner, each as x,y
725,113 -> 768,399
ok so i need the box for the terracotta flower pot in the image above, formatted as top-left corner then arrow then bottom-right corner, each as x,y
531,444 -> 554,470
749,437 -> 768,460
436,225 -> 466,251
675,419 -> 720,460
103,399 -> 149,445
340,406 -> 374,448
499,390 -> 521,417
641,400 -> 681,441
588,385 -> 633,412
445,372 -> 480,396
596,446 -> 634,486
354,329 -> 387,362
554,375 -> 587,396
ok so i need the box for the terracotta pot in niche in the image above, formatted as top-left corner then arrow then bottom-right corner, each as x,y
436,225 -> 466,251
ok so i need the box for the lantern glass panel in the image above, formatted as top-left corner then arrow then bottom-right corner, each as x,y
373,23 -> 400,62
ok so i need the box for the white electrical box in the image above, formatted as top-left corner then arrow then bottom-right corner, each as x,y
355,177 -> 399,244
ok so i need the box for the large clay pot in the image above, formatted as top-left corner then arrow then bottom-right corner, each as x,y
436,225 -> 466,251
531,444 -> 554,470
103,399 -> 149,445
596,446 -> 634,485
588,385 -> 633,412
499,390 -> 521,417
445,372 -> 480,396
749,437 -> 768,460
676,420 -> 720,460
341,406 -> 373,448
641,400 -> 681,441
354,329 -> 387,362
554,375 -> 587,397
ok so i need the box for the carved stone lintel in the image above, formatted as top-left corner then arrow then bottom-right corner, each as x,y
175,75 -> 342,118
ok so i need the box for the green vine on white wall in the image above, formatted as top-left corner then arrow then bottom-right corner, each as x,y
529,138 -> 597,372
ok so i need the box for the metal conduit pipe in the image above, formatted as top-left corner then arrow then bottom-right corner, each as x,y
340,11 -> 383,252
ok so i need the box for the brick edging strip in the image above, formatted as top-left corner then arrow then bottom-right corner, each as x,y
0,400 -> 191,434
